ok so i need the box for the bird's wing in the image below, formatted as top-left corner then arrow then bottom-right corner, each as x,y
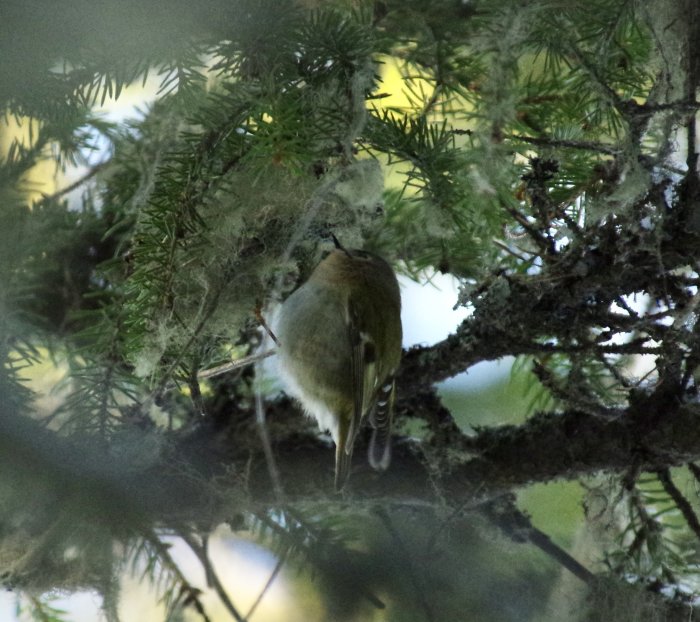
346,297 -> 373,450
335,297 -> 380,490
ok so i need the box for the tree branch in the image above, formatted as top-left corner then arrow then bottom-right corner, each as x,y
4,386 -> 700,523
397,208 -> 698,392
509,133 -> 621,156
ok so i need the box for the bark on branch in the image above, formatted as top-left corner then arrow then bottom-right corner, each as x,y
4,388 -> 700,524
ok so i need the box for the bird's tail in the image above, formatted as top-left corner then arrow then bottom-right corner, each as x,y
334,411 -> 357,490
334,440 -> 353,490
368,379 -> 395,471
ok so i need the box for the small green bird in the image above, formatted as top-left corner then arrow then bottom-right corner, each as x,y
275,241 -> 402,489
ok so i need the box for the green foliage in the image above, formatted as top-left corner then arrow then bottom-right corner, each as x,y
511,351 -> 631,418
604,472 -> 700,587
1,0 -> 698,620
16,595 -> 70,622
2,0 -> 664,385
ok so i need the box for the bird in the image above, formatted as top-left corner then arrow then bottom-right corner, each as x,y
274,238 -> 402,489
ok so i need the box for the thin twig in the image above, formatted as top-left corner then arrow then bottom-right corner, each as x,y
505,205 -> 556,256
243,553 -> 286,621
525,524 -> 595,584
197,349 -> 276,380
155,349 -> 277,401
35,161 -> 108,205
509,133 -> 621,155
484,499 -> 595,584
255,306 -> 280,346
188,367 -> 206,418
657,469 -> 700,542
180,531 -> 245,622
624,487 -> 655,567
492,238 -> 532,263
143,530 -> 213,622
687,462 -> 700,485
566,41 -> 625,110
255,383 -> 285,502
146,286 -> 228,408
202,534 -> 215,587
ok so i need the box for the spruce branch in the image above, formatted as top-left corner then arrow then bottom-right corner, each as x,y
656,469 -> 700,543
398,196 -> 698,392
3,0 -> 700,617
482,496 -> 595,584
509,133 -> 622,155
5,387 -> 700,518
141,531 -> 213,622
35,161 -> 108,207
242,554 -> 285,622
179,531 -> 244,622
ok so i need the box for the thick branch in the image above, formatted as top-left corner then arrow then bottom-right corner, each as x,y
398,214 -> 699,392
4,393 -> 700,524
